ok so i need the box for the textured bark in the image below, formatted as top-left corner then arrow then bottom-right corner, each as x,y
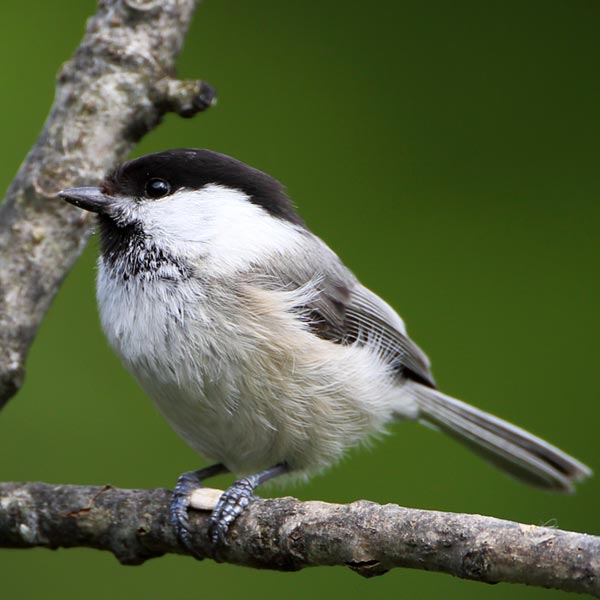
0,482 -> 598,596
0,0 -> 213,407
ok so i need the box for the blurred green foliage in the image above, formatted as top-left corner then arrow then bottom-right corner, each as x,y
1,1 -> 598,598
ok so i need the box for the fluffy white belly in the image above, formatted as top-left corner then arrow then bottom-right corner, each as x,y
97,270 -> 411,476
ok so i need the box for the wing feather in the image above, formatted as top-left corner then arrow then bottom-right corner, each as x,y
249,233 -> 436,388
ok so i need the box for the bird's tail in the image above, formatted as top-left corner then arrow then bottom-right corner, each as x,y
408,381 -> 591,493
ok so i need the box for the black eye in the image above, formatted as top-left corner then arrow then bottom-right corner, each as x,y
145,178 -> 171,199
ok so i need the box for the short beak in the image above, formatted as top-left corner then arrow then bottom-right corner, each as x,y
58,187 -> 112,214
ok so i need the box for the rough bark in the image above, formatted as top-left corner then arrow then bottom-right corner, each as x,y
0,482 -> 598,597
0,0 -> 213,407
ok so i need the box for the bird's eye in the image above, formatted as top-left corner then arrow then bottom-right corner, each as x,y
145,178 -> 171,199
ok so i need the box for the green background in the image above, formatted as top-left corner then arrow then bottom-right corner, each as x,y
1,1 -> 598,598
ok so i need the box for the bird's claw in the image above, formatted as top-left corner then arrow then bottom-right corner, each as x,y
208,476 -> 259,545
170,471 -> 204,558
170,464 -> 283,551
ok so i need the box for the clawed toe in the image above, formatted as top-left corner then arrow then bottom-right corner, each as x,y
170,463 -> 287,550
208,477 -> 259,545
170,464 -> 228,557
171,474 -> 203,557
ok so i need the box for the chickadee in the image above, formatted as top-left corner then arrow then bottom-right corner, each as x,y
60,149 -> 590,548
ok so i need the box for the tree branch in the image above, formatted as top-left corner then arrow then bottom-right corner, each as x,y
0,0 -> 213,408
0,482 -> 598,597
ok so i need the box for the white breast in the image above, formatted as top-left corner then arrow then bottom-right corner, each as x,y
96,261 -> 414,477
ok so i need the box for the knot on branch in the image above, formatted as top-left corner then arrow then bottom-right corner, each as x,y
462,546 -> 495,582
152,78 -> 217,118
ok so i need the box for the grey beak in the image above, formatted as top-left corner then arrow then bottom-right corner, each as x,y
58,187 -> 112,214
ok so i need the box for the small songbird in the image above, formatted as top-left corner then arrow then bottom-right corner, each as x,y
59,149 -> 591,549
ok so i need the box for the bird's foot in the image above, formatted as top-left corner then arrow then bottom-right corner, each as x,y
172,463 -> 288,550
171,471 -> 202,556
208,476 -> 260,545
170,464 -> 228,557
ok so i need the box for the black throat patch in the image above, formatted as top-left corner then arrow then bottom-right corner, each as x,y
98,216 -> 190,281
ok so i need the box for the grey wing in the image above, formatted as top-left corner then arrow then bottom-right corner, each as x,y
251,234 -> 436,388
344,285 -> 436,388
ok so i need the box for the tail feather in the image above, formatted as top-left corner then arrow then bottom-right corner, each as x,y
410,382 -> 591,493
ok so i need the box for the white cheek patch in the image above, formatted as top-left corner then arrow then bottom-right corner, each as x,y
138,185 -> 304,275
139,189 -> 218,244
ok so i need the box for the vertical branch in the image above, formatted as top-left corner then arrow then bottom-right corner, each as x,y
0,0 -> 215,407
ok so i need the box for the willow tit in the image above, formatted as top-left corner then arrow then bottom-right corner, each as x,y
59,149 -> 591,548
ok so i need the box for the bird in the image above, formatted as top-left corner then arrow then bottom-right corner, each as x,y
59,148 -> 591,549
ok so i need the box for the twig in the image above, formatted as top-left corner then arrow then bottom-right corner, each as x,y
0,482 -> 598,596
0,0 -> 213,407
